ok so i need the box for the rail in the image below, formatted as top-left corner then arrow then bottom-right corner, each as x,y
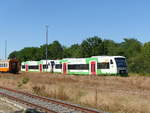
0,86 -> 103,113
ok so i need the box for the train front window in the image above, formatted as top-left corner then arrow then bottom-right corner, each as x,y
115,58 -> 127,67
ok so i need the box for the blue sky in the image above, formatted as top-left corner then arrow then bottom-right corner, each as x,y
0,0 -> 150,59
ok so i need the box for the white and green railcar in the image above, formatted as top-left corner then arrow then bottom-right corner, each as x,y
91,56 -> 127,75
21,62 -> 26,72
21,56 -> 127,75
39,60 -> 55,72
21,60 -> 55,72
53,60 -> 62,73
61,56 -> 127,75
61,58 -> 89,75
25,61 -> 40,72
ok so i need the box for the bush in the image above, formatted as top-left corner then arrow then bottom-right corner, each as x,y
22,77 -> 29,84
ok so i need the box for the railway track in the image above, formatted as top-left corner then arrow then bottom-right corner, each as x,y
0,87 -> 103,113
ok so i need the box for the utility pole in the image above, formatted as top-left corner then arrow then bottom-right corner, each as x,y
5,40 -> 7,60
103,39 -> 105,55
46,25 -> 48,72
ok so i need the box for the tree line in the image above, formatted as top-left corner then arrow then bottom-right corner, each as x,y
9,36 -> 150,74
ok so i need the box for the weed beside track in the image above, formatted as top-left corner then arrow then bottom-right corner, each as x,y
0,72 -> 150,113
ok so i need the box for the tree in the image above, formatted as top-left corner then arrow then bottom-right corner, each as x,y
102,40 -> 118,56
118,38 -> 142,73
142,42 -> 150,60
48,41 -> 63,59
9,47 -> 42,61
62,46 -> 72,58
80,36 -> 103,57
63,44 -> 81,58
128,54 -> 145,73
20,47 -> 41,61
39,44 -> 48,59
120,38 -> 142,58
140,42 -> 150,73
8,37 -> 150,74
9,51 -> 19,59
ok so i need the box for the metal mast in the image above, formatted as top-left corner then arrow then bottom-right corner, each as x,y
5,40 -> 7,60
46,25 -> 48,72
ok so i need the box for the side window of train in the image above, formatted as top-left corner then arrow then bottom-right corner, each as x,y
22,65 -> 25,69
97,63 -> 110,69
110,59 -> 113,64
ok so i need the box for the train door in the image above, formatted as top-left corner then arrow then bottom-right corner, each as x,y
90,61 -> 96,75
63,63 -> 67,75
39,64 -> 42,72
26,64 -> 28,72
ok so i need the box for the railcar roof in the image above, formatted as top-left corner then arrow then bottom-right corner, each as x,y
0,59 -> 17,62
40,59 -> 53,61
91,56 -> 126,58
25,61 -> 39,64
63,58 -> 86,60
0,59 -> 19,63
0,60 -> 10,62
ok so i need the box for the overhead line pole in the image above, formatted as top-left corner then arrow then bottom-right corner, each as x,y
5,40 -> 7,60
46,25 -> 48,72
